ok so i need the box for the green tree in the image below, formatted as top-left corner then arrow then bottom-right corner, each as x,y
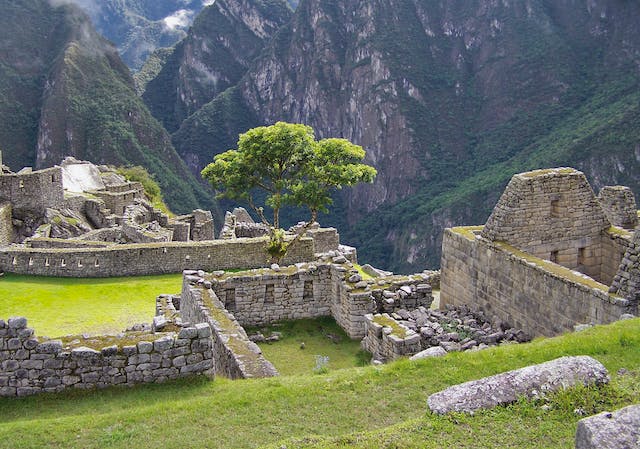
201,122 -> 377,261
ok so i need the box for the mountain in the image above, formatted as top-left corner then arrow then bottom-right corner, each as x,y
157,0 -> 640,272
56,0 -> 299,70
0,0 -> 215,214
53,0 -> 212,70
142,0 -> 292,136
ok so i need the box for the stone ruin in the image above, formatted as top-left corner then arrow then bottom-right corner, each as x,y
1,164 -> 639,401
441,168 -> 638,337
0,157 -> 214,246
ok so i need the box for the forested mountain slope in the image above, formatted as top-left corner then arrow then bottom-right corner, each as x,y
0,0 -> 215,214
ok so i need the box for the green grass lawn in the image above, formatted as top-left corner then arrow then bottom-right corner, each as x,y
0,274 -> 183,337
246,317 -> 370,375
0,318 -> 638,449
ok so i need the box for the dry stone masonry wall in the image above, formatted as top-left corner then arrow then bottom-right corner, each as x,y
441,168 -> 639,337
0,203 -> 12,245
0,317 -> 213,397
0,236 -> 317,277
180,274 -> 278,379
482,168 -> 611,282
598,186 -> 638,230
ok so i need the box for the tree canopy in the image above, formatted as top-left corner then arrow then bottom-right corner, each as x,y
201,122 -> 377,260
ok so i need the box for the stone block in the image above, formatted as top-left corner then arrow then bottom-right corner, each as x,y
427,356 -> 609,414
137,341 -> 153,354
101,345 -> 118,357
195,323 -> 212,338
575,404 -> 640,449
71,347 -> 100,358
8,317 -> 27,330
178,327 -> 198,339
410,347 -> 447,360
36,340 -> 62,354
153,337 -> 174,352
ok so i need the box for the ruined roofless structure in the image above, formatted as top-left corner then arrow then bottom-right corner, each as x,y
440,168 -> 638,337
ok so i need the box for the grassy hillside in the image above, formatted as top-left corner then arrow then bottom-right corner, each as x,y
0,274 -> 182,337
0,318 -> 638,448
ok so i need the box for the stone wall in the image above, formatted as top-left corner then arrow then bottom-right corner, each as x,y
361,313 -> 421,361
0,167 -> 64,215
481,168 -> 611,282
609,229 -> 640,303
91,182 -> 144,216
0,236 -> 318,277
440,227 -> 636,336
601,228 -> 633,285
0,317 -> 213,397
0,202 -> 12,246
598,186 -> 638,230
209,265 -> 333,327
204,261 -> 432,339
180,276 -> 278,379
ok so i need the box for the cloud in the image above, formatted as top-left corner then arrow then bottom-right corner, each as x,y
202,0 -> 216,6
162,9 -> 195,31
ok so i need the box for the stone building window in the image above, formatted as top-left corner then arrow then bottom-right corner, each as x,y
550,199 -> 561,217
45,258 -> 49,267
51,174 -> 56,182
12,257 -> 17,266
303,281 -> 314,301
264,284 -> 274,304
28,258 -> 33,266
19,180 -> 24,189
225,289 -> 236,312
577,247 -> 586,267
94,259 -> 100,267
550,251 -> 558,264
60,259 -> 66,267
77,260 -> 83,268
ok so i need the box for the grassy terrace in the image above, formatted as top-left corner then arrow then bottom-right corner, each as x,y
246,317 -> 368,376
0,274 -> 183,337
0,319 -> 636,448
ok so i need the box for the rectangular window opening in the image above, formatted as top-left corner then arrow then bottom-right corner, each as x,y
264,284 -> 275,304
550,251 -> 559,264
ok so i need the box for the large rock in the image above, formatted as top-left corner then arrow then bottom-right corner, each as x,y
427,356 -> 609,414
575,404 -> 640,449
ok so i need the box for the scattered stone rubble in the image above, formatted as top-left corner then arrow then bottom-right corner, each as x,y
363,304 -> 531,362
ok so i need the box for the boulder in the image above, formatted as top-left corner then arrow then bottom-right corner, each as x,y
575,404 -> 640,449
427,356 -> 609,414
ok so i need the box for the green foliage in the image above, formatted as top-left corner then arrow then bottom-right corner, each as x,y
116,165 -> 171,214
202,122 -> 376,261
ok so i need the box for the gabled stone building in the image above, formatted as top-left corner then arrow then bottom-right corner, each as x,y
441,168 -> 638,336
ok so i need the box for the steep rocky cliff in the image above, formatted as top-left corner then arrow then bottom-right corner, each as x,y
0,0 -> 215,214
56,0 -> 214,70
142,0 -> 292,135
165,0 -> 640,271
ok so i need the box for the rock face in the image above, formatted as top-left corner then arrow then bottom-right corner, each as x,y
164,0 -> 640,271
427,356 -> 610,415
143,0 -> 292,135
575,404 -> 640,449
0,0 -> 215,214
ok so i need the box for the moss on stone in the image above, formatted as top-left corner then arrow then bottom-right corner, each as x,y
606,226 -> 632,238
451,226 -> 484,241
520,167 -> 577,178
372,315 -> 407,338
494,241 -> 618,296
